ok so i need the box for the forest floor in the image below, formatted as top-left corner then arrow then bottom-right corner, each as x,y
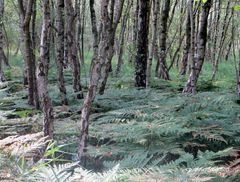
0,54 -> 240,181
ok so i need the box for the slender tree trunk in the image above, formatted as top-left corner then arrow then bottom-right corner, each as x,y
56,0 -> 68,105
0,0 -> 6,82
65,0 -> 83,99
115,0 -> 133,77
206,0 -> 213,61
98,0 -> 125,95
135,0 -> 151,87
31,0 -> 37,60
89,0 -> 98,60
179,0 -> 191,76
225,40 -> 232,62
37,0 -> 54,139
168,0 -> 178,30
18,0 -> 38,107
172,0 -> 186,70
80,0 -> 86,64
31,0 -> 40,109
211,1 -> 230,80
157,0 -> 170,80
49,0 -> 55,78
146,0 -> 159,87
211,0 -> 221,64
75,0 -> 82,63
183,0 -> 212,93
129,0 -> 139,64
64,4 -> 68,67
231,10 -> 240,97
77,0 -> 107,163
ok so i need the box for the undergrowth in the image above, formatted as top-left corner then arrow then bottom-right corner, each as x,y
0,54 -> 239,181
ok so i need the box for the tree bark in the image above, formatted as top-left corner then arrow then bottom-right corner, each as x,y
129,0 -> 139,64
65,0 -> 83,99
81,0 -> 86,64
0,0 -> 6,82
56,0 -> 68,105
183,0 -> 212,93
78,0 -> 125,162
211,1 -> 231,80
18,0 -> 38,107
98,0 -> 125,95
75,0 -> 82,63
135,0 -> 151,87
115,0 -> 132,77
146,0 -> 159,87
179,0 -> 191,76
37,0 -> 54,139
31,0 -> 40,109
157,0 -> 171,80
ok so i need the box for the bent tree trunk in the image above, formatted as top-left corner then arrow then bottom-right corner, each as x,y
98,0 -> 125,95
135,0 -> 151,87
78,0 -> 126,163
37,0 -> 54,139
183,0 -> 212,93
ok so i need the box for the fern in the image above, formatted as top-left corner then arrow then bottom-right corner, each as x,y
17,162 -> 228,182
22,163 -> 78,182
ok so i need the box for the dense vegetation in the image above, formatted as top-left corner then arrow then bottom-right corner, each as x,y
0,0 -> 240,181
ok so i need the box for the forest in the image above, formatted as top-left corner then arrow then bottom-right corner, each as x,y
0,0 -> 240,181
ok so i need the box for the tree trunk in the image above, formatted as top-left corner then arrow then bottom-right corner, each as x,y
65,0 -> 83,99
81,0 -> 86,64
56,0 -> 68,105
231,10 -> 240,97
179,0 -> 191,76
115,0 -> 132,78
135,0 -> 151,87
37,0 -> 54,139
211,0 -> 221,65
146,0 -> 159,87
171,0 -> 185,70
0,0 -> 6,82
89,0 -> 98,59
98,0 -> 125,95
75,0 -> 82,63
183,0 -> 212,93
18,0 -> 38,107
31,0 -> 40,109
128,0 -> 139,64
157,0 -> 170,80
211,1 -> 230,80
78,0 -> 125,162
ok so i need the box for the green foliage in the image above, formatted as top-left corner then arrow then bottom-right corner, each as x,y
4,69 -> 12,81
84,88 -> 240,180
234,5 -> 240,11
12,109 -> 40,118
11,161 -> 234,182
2,83 -> 240,181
